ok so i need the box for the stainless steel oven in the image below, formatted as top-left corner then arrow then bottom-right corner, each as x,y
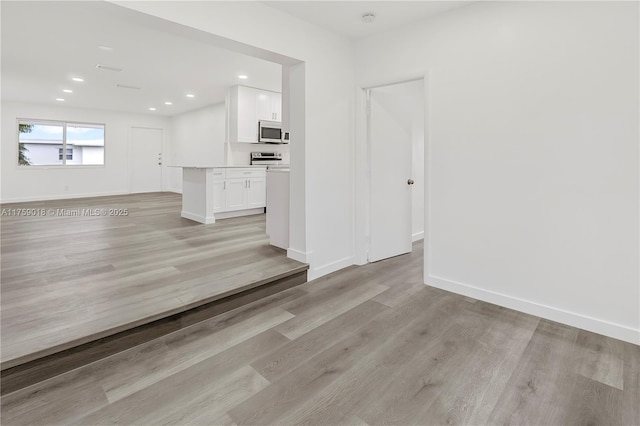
251,152 -> 283,166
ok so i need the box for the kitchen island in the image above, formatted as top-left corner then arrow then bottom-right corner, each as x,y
172,166 -> 267,224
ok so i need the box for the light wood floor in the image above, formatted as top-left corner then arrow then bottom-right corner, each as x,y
1,193 -> 306,370
2,238 -> 638,425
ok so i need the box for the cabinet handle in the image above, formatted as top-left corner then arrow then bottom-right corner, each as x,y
223,181 -> 226,190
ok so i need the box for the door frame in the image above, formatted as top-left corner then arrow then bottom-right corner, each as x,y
128,126 -> 164,194
355,74 -> 431,278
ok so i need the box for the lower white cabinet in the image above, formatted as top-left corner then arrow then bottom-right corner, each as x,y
212,168 -> 226,213
214,168 -> 267,214
225,178 -> 248,211
247,177 -> 266,208
212,180 -> 226,213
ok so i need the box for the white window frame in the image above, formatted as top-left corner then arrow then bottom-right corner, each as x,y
17,118 -> 106,168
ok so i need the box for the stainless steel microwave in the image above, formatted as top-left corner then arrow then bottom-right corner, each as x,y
258,120 -> 282,143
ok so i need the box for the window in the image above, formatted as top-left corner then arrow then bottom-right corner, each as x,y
58,148 -> 73,160
18,120 -> 105,166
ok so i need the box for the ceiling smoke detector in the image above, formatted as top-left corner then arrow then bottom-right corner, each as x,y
361,13 -> 376,24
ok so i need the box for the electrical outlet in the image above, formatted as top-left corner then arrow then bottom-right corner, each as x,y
64,185 -> 69,191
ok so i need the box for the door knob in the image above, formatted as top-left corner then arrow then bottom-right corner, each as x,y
407,179 -> 414,185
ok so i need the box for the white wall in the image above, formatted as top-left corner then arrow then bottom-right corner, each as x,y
112,1 -> 356,280
1,101 -> 171,202
356,1 -> 639,343
168,103 -> 226,192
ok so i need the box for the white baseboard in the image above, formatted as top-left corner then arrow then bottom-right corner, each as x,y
287,247 -> 311,264
426,275 -> 640,345
181,210 -> 215,224
215,208 -> 264,220
308,256 -> 354,282
412,231 -> 424,242
1,190 -> 130,204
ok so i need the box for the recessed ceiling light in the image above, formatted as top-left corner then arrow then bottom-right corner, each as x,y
362,13 -> 376,24
116,84 -> 141,90
72,77 -> 84,82
96,64 -> 123,72
63,89 -> 73,93
238,75 -> 248,79
56,98 -> 65,102
165,101 -> 173,105
149,107 -> 157,111
98,45 -> 113,51
186,94 -> 195,98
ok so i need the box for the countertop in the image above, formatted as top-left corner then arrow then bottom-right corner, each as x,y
168,165 -> 268,169
267,168 -> 290,173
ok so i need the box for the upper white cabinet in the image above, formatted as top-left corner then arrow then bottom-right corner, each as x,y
228,85 -> 282,143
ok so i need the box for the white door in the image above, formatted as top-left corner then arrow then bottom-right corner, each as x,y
130,127 -> 162,193
368,85 -> 414,262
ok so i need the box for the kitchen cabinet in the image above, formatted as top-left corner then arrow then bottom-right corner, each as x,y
176,166 -> 266,224
246,176 -> 266,208
228,85 -> 282,143
221,168 -> 267,212
212,168 -> 226,213
224,178 -> 246,210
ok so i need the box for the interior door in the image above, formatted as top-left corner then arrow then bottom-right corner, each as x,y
368,86 -> 413,262
130,127 -> 162,193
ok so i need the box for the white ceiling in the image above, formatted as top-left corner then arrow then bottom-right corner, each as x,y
263,1 -> 473,39
2,1 -> 471,117
1,1 -> 282,117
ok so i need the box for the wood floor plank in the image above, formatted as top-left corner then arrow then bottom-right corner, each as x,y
622,341 -> 640,426
573,329 -> 625,390
412,303 -> 540,425
271,291 -> 467,426
251,300 -> 389,382
486,319 -> 581,425
274,282 -> 388,340
99,307 -> 294,403
75,328 -> 286,426
0,364 -> 109,425
227,289 -> 447,425
557,374 -> 626,426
